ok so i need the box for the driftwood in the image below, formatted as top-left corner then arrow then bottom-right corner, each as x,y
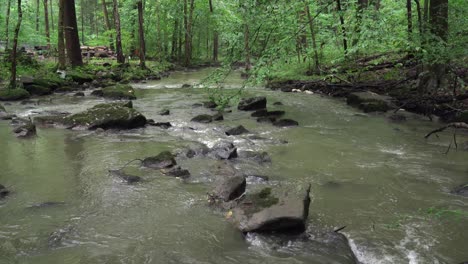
424,122 -> 468,139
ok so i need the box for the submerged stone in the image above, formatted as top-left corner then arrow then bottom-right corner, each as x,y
162,166 -> 191,179
452,183 -> 468,197
142,151 -> 177,169
211,141 -> 238,160
191,114 -> 213,123
159,109 -> 170,115
0,184 -> 9,199
13,122 -> 37,138
109,170 -> 142,184
238,97 -> 267,111
347,92 -> 392,113
273,119 -> 299,127
102,84 -> 137,100
238,151 -> 271,163
225,125 -> 249,136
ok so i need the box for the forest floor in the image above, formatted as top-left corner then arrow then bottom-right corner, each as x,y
266,53 -> 468,124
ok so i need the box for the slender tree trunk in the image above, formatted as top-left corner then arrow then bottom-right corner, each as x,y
336,0 -> 348,56
156,0 -> 162,60
305,2 -> 320,73
244,24 -> 251,72
58,0 -> 66,69
44,0 -> 51,49
63,0 -> 83,67
353,0 -> 368,47
50,0 -> 54,31
407,0 -> 413,41
171,17 -> 179,59
80,0 -> 85,44
101,0 -> 114,50
36,0 -> 40,32
137,0 -> 146,68
209,0 -> 218,62
113,0 -> 124,63
184,0 -> 195,66
10,0 -> 23,89
5,0 -> 12,49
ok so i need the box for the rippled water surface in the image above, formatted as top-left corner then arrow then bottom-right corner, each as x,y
1,68 -> 467,264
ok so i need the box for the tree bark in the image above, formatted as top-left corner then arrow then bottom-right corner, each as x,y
10,0 -> 23,89
44,0 -> 51,49
113,0 -> 124,63
336,0 -> 348,56
426,0 -> 448,91
63,0 -> 83,67
305,2 -> 320,73
101,0 -> 114,50
407,0 -> 413,41
80,0 -> 85,44
5,0 -> 12,49
244,24 -> 251,72
137,0 -> 146,68
58,0 -> 66,69
50,0 -> 54,31
36,0 -> 40,32
171,17 -> 179,59
209,0 -> 218,62
184,0 -> 195,66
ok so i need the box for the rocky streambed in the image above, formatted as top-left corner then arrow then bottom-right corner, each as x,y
1,68 -> 468,264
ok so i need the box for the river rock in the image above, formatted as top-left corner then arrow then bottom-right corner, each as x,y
34,102 -> 146,130
230,186 -> 311,234
273,119 -> 299,127
257,117 -> 277,123
451,184 -> 468,197
13,122 -> 37,138
109,170 -> 142,184
162,166 -> 191,179
238,151 -> 271,163
28,202 -> 66,209
246,175 -> 269,184
203,101 -> 218,109
73,92 -> 85,97
210,141 -> 238,160
148,121 -> 172,129
159,109 -> 170,115
142,151 -> 177,169
238,97 -> 267,111
0,184 -> 9,199
212,112 -> 224,121
347,91 -> 393,113
184,144 -> 210,158
273,101 -> 283,106
191,114 -> 213,123
251,110 -> 285,118
90,89 -> 104,97
225,125 -> 249,136
0,88 -> 30,101
101,84 -> 137,100
210,175 -> 246,202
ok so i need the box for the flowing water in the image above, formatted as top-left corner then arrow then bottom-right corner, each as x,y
0,68 -> 467,264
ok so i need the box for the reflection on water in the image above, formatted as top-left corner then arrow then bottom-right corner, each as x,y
0,69 -> 467,264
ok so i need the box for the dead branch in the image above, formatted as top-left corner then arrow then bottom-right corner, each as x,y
424,122 -> 468,139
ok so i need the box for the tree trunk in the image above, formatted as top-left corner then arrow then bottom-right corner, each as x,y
353,0 -> 368,47
305,2 -> 320,73
80,0 -> 85,44
101,0 -> 114,50
113,0 -> 124,63
336,0 -> 348,56
171,17 -> 179,59
36,0 -> 40,32
44,0 -> 51,49
58,0 -> 66,69
407,0 -> 413,41
63,0 -> 83,67
156,0 -> 162,60
5,0 -> 12,49
184,0 -> 195,66
426,0 -> 448,91
137,0 -> 146,68
244,24 -> 251,72
209,0 -> 218,62
10,0 -> 23,89
50,0 -> 54,31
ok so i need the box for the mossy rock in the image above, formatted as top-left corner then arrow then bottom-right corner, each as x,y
0,103 -> 5,112
31,78 -> 64,90
54,86 -> 76,93
451,111 -> 468,123
68,71 -> 94,84
0,88 -> 30,101
102,84 -> 137,100
24,85 -> 52,96
347,92 -> 393,113
35,101 -> 145,130
142,151 -> 177,169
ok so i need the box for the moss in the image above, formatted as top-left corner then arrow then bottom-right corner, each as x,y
55,86 -> 76,93
0,88 -> 30,101
32,78 -> 64,90
24,85 -> 52,95
68,71 -> 94,84
102,84 -> 137,100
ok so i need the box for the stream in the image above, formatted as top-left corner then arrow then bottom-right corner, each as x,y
1,68 -> 467,264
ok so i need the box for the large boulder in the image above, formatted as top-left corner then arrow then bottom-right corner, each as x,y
0,88 -> 30,101
0,184 -> 9,199
230,186 -> 311,234
238,97 -> 267,111
24,85 -> 52,95
67,71 -> 93,84
347,92 -> 393,113
34,101 -> 146,130
142,151 -> 177,169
